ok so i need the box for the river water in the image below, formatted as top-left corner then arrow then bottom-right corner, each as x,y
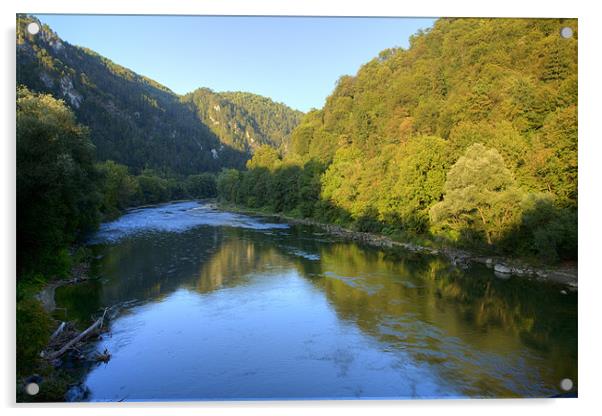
54,201 -> 577,401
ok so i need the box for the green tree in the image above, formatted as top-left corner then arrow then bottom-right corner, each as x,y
535,106 -> 578,206
216,169 -> 241,203
17,86 -> 101,276
430,143 -> 524,245
513,193 -> 577,261
389,136 -> 451,233
136,174 -> 169,204
246,145 -> 281,170
97,160 -> 140,217
186,173 -> 217,199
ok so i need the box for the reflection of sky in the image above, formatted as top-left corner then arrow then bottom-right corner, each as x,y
90,201 -> 289,243
86,275 -> 461,401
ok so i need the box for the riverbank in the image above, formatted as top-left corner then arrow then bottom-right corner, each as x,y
217,202 -> 578,289
18,250 -> 108,402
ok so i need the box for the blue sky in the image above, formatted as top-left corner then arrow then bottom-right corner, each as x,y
35,15 -> 435,112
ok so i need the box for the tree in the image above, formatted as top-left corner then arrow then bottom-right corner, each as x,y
136,174 -> 169,204
186,173 -> 217,199
430,143 -> 523,245
97,160 -> 140,217
321,146 -> 364,218
216,169 -> 241,203
535,106 -> 578,206
246,145 -> 281,170
17,86 -> 101,276
389,136 -> 451,233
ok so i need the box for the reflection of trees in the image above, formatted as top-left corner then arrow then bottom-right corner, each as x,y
54,280 -> 103,325
194,236 -> 286,293
303,242 -> 577,396
64,227 -> 294,310
77,228 -> 224,307
199,231 -> 576,384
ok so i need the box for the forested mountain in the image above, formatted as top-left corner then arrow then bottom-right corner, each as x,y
220,18 -> 578,262
16,15 -> 239,174
16,15 -> 302,174
183,89 -> 303,153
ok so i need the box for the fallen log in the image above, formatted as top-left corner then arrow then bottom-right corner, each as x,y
45,308 -> 107,361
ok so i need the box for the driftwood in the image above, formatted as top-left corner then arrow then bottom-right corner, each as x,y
49,322 -> 66,342
45,308 -> 108,361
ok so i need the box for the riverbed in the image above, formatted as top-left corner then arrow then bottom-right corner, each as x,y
54,201 -> 578,401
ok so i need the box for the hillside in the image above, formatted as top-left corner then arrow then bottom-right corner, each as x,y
220,18 -> 578,262
16,15 -> 302,175
183,89 -> 303,153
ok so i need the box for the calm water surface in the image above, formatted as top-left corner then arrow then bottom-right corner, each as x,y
55,201 -> 577,401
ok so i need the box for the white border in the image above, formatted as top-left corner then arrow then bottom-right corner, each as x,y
2,1 -> 601,415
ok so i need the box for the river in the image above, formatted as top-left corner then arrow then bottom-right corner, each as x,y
54,201 -> 577,401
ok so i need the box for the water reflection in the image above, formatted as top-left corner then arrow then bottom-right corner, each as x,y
304,246 -> 577,397
55,203 -> 577,400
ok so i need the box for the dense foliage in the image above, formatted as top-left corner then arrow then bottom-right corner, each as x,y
219,18 -> 578,262
17,86 -> 101,276
17,86 -> 100,381
183,89 -> 303,153
97,162 -> 217,219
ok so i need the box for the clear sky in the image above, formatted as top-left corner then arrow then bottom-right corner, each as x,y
34,15 -> 435,112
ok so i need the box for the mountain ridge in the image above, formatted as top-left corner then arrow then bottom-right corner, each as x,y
16,15 -> 302,174
182,88 -> 303,154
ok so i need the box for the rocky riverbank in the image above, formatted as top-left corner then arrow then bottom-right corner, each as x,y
218,203 -> 578,289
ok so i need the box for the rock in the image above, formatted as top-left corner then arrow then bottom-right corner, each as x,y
59,76 -> 83,108
494,264 -> 512,274
511,267 -> 527,276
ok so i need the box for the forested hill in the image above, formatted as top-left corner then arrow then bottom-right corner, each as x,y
16,15 -> 302,174
290,18 -> 577,174
221,18 -> 578,262
183,89 -> 303,153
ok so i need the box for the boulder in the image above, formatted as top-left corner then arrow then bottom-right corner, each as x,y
494,264 -> 512,274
